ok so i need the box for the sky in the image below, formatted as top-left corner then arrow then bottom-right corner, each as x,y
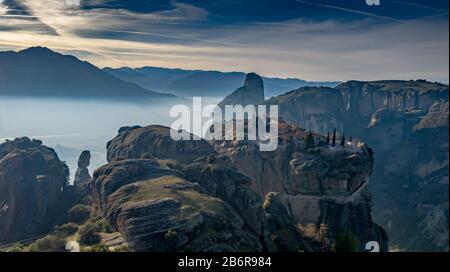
0,0 -> 448,82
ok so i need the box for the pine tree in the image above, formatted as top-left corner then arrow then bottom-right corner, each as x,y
332,129 -> 336,146
349,135 -> 352,142
341,133 -> 345,147
305,130 -> 315,149
326,131 -> 330,144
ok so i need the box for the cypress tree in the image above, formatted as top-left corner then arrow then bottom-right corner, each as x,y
326,132 -> 330,144
341,133 -> 345,147
332,129 -> 336,146
305,130 -> 315,149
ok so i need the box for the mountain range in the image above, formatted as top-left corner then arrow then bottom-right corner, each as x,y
0,47 -> 338,100
103,66 -> 339,98
0,47 -> 173,100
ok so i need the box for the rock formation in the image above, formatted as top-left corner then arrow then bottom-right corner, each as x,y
91,126 -> 275,252
218,73 -> 265,111
266,79 -> 448,251
106,125 -> 215,163
74,150 -> 91,185
211,121 -> 388,251
265,86 -> 346,133
0,137 -> 69,244
182,154 -> 276,251
263,192 -> 308,251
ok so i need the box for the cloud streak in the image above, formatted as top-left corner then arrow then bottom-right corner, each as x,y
295,0 -> 404,22
0,0 -> 448,82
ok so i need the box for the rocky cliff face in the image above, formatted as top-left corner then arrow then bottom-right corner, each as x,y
74,150 -> 91,185
265,87 -> 346,133
218,73 -> 265,111
90,125 -> 277,252
90,158 -> 265,252
267,79 -> 448,251
337,80 -> 448,133
366,100 -> 449,251
106,125 -> 215,164
211,121 -> 387,250
0,137 -> 69,244
182,154 -> 276,251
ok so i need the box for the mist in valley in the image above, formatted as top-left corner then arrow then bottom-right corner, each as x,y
0,97 -> 221,183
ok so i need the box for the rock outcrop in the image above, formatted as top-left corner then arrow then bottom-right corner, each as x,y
0,137 -> 69,244
337,80 -> 448,133
413,100 -> 449,131
211,121 -> 387,250
265,86 -> 346,133
266,79 -> 448,251
90,159 -> 265,252
365,99 -> 449,251
106,125 -> 215,163
74,150 -> 91,185
263,192 -> 308,251
218,73 -> 265,111
182,154 -> 275,251
92,126 -> 275,252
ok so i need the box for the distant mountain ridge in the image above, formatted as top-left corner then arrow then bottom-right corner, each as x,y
103,66 -> 340,98
0,47 -> 174,100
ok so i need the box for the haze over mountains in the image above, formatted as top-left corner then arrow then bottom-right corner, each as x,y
0,47 -> 173,100
103,66 -> 339,98
0,47 -> 339,100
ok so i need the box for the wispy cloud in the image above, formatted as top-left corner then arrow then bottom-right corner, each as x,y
0,0 -> 448,82
394,1 -> 447,12
295,0 -> 404,22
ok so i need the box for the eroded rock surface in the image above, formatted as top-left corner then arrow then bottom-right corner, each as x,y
90,159 -> 264,252
74,150 -> 91,185
106,125 -> 215,163
92,126 -> 278,251
218,73 -> 265,110
211,121 -> 387,250
0,137 -> 69,244
260,79 -> 448,251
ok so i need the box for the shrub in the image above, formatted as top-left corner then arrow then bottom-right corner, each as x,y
6,244 -> 25,252
333,232 -> 360,252
55,223 -> 79,235
28,234 -> 67,252
82,244 -> 110,252
68,204 -> 91,224
112,245 -> 132,252
78,221 -> 101,245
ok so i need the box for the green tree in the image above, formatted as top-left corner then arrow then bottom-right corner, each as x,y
305,130 -> 315,149
332,129 -> 336,146
333,232 -> 360,252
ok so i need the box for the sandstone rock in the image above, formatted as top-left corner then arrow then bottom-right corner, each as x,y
74,150 -> 91,185
90,159 -> 264,252
337,80 -> 448,126
218,73 -> 265,111
265,86 -> 346,133
263,192 -> 307,251
211,121 -> 386,250
182,154 -> 276,251
414,100 -> 449,131
106,125 -> 216,163
265,79 -> 448,251
0,137 -> 69,244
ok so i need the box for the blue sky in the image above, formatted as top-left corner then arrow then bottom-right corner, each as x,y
0,0 -> 448,81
